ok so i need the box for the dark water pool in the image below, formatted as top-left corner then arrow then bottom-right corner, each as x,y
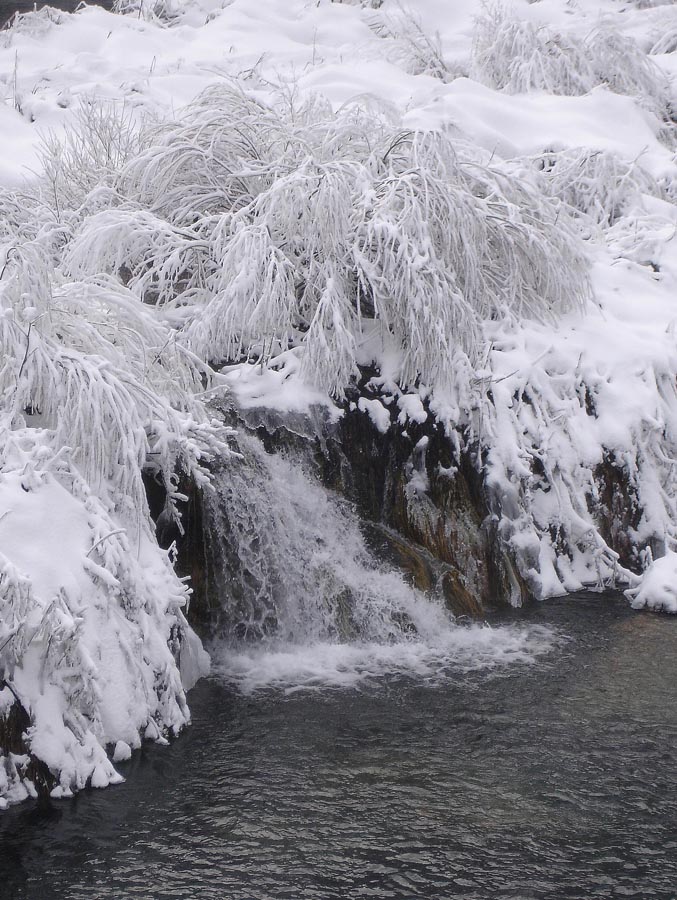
1,593 -> 677,899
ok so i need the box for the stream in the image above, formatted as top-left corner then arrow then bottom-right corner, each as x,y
1,593 -> 676,899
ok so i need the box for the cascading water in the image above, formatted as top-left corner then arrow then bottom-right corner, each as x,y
204,427 -> 558,693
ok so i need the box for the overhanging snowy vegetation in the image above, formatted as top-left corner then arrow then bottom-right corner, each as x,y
2,0 -> 677,803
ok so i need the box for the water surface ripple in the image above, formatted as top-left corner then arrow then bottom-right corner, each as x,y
1,594 -> 677,899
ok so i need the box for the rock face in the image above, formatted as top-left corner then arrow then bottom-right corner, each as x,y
148,391 -> 658,629
0,685 -> 54,805
144,471 -> 213,637
326,404 -> 528,616
228,395 -> 530,618
591,454 -> 651,573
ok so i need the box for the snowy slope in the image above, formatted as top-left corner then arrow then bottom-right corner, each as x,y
2,0 -> 677,804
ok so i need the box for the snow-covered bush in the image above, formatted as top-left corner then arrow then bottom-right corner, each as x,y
39,99 -> 143,218
112,0 -> 184,24
530,148 -> 662,227
367,5 -> 461,82
0,5 -> 67,47
650,28 -> 677,56
473,7 -> 594,96
0,428 -> 207,803
0,243 -> 223,521
0,100 -> 237,804
588,25 -> 673,121
473,5 -> 672,121
63,86 -> 589,397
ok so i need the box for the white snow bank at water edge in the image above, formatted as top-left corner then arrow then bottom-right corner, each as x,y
0,431 -> 210,805
626,551 -> 677,614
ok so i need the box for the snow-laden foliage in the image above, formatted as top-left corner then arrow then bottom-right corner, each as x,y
0,428 -> 205,802
366,5 -> 461,82
531,148 -> 662,227
650,28 -> 677,56
476,289 -> 677,598
0,104 -> 234,803
112,0 -> 184,24
473,5 -> 672,121
0,5 -> 67,48
63,86 -> 589,396
39,99 -> 143,217
0,241 -> 223,523
473,6 -> 594,96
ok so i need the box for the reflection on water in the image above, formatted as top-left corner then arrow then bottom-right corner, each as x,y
2,594 -> 677,899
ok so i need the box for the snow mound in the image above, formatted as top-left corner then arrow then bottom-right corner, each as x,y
0,431 -> 211,801
626,551 -> 677,613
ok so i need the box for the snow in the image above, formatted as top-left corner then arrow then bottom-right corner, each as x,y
222,353 -> 342,419
1,0 -> 677,806
397,393 -> 428,426
626,550 -> 677,613
358,396 -> 391,434
0,471 -> 89,595
407,81 -> 674,180
0,431 -> 211,799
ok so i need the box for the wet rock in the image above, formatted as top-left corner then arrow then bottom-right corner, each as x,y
591,454 -> 646,572
0,684 -> 54,802
145,391 -> 530,628
329,402 -> 529,615
144,470 -> 214,637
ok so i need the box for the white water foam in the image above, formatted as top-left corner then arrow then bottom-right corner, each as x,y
206,426 -> 561,694
211,624 -> 559,694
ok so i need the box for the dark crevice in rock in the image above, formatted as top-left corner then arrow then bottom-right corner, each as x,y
591,453 -> 662,573
144,470 -> 213,638
0,684 -> 55,802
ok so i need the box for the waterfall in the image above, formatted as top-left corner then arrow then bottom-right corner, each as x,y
204,428 -> 558,693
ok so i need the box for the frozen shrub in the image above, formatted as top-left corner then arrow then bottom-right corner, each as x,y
0,5 -> 66,47
64,87 -> 589,396
39,99 -> 142,220
113,0 -> 184,23
367,5 -> 460,82
473,5 -> 672,121
588,25 -> 672,120
473,6 -> 594,95
0,221 -> 229,529
650,28 -> 677,55
531,148 -> 662,226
